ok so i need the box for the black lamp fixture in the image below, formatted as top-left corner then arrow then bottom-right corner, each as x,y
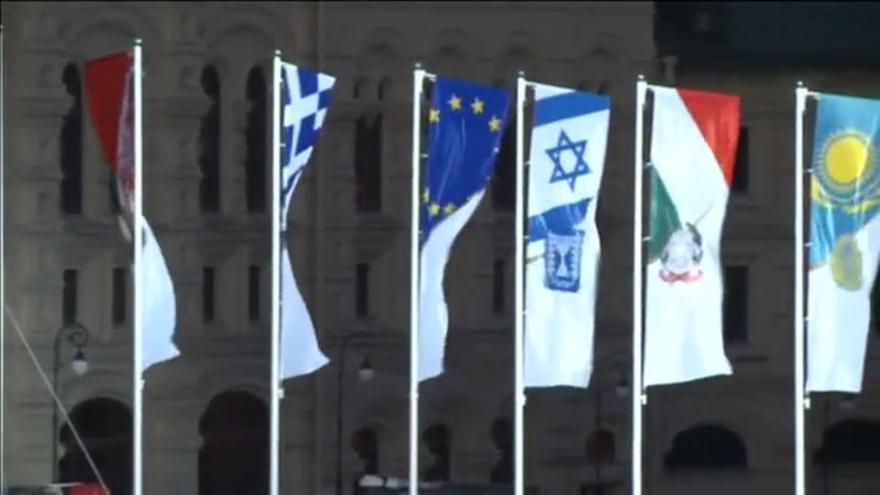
51,321 -> 91,481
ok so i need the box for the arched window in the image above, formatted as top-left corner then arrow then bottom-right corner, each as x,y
245,66 -> 267,213
354,115 -> 382,211
815,419 -> 880,464
60,62 -> 83,215
199,66 -> 221,212
664,424 -> 747,470
199,391 -> 268,495
59,398 -> 132,495
490,417 -> 513,484
423,423 -> 451,482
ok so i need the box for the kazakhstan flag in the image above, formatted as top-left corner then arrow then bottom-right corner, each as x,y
807,93 -> 880,393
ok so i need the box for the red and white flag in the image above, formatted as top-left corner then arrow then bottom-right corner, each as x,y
85,52 -> 179,372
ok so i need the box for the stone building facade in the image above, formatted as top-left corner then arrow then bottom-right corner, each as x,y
1,2 -> 878,495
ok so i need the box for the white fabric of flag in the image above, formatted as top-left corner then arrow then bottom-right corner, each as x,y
524,83 -> 609,388
643,86 -> 739,387
806,94 -> 880,393
279,61 -> 334,378
142,218 -> 179,369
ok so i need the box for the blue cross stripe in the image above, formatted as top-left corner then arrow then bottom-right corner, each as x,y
296,114 -> 316,156
280,68 -> 295,170
279,63 -> 336,204
297,68 -> 318,98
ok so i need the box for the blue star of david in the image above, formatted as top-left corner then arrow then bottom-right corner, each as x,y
546,130 -> 590,191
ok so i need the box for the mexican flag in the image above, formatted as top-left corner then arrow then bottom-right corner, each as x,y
643,86 -> 740,387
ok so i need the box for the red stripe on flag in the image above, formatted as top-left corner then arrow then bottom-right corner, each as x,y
678,89 -> 741,186
84,52 -> 132,173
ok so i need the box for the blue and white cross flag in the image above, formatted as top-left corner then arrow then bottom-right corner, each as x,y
524,83 -> 610,388
279,61 -> 334,378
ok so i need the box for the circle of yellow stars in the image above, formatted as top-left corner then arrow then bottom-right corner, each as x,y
424,92 -> 503,218
428,94 -> 503,134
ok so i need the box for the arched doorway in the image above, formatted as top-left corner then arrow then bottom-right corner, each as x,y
664,423 -> 747,470
59,398 -> 132,495
198,390 -> 269,495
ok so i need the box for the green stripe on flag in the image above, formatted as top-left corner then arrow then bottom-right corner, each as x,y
649,168 -> 682,262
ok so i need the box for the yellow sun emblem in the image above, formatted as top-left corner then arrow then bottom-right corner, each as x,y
813,131 -> 878,212
826,134 -> 869,185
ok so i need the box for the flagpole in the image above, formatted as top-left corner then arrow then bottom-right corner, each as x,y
513,71 -> 527,495
0,23 -> 6,492
632,75 -> 647,495
270,50 -> 282,495
132,38 -> 145,495
409,63 -> 425,495
794,81 -> 809,495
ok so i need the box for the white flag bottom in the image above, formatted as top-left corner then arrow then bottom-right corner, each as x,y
418,191 -> 486,382
281,246 -> 330,378
142,218 -> 180,372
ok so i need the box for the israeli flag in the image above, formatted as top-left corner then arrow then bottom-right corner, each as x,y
525,83 -> 609,388
279,62 -> 334,378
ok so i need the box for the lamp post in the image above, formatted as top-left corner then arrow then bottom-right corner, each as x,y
584,357 -> 629,495
336,332 -> 374,495
51,321 -> 90,482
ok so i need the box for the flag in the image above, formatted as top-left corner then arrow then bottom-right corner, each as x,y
643,86 -> 739,387
84,52 -> 180,372
278,61 -> 334,378
419,77 -> 509,381
807,93 -> 880,393
524,84 -> 610,388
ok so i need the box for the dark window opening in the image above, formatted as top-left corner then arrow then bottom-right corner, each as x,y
354,115 -> 382,211
732,126 -> 749,193
248,265 -> 260,321
245,67 -> 267,213
492,121 -> 515,211
60,63 -> 83,215
723,265 -> 748,343
199,66 -> 221,212
356,263 -> 369,318
62,269 -> 78,324
112,268 -> 127,324
493,259 -> 505,314
203,266 -> 215,322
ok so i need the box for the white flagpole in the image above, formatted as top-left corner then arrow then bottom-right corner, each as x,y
0,23 -> 6,492
409,63 -> 425,495
632,75 -> 647,495
794,81 -> 809,495
513,72 -> 526,495
270,50 -> 282,495
132,38 -> 145,495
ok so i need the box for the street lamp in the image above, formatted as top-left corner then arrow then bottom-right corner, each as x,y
583,356 -> 629,495
336,332 -> 374,495
51,321 -> 90,482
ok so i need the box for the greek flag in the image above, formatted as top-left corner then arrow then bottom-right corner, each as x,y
279,62 -> 334,378
525,84 -> 609,388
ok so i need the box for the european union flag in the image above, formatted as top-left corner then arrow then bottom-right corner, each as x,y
422,77 -> 510,239
418,76 -> 509,381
